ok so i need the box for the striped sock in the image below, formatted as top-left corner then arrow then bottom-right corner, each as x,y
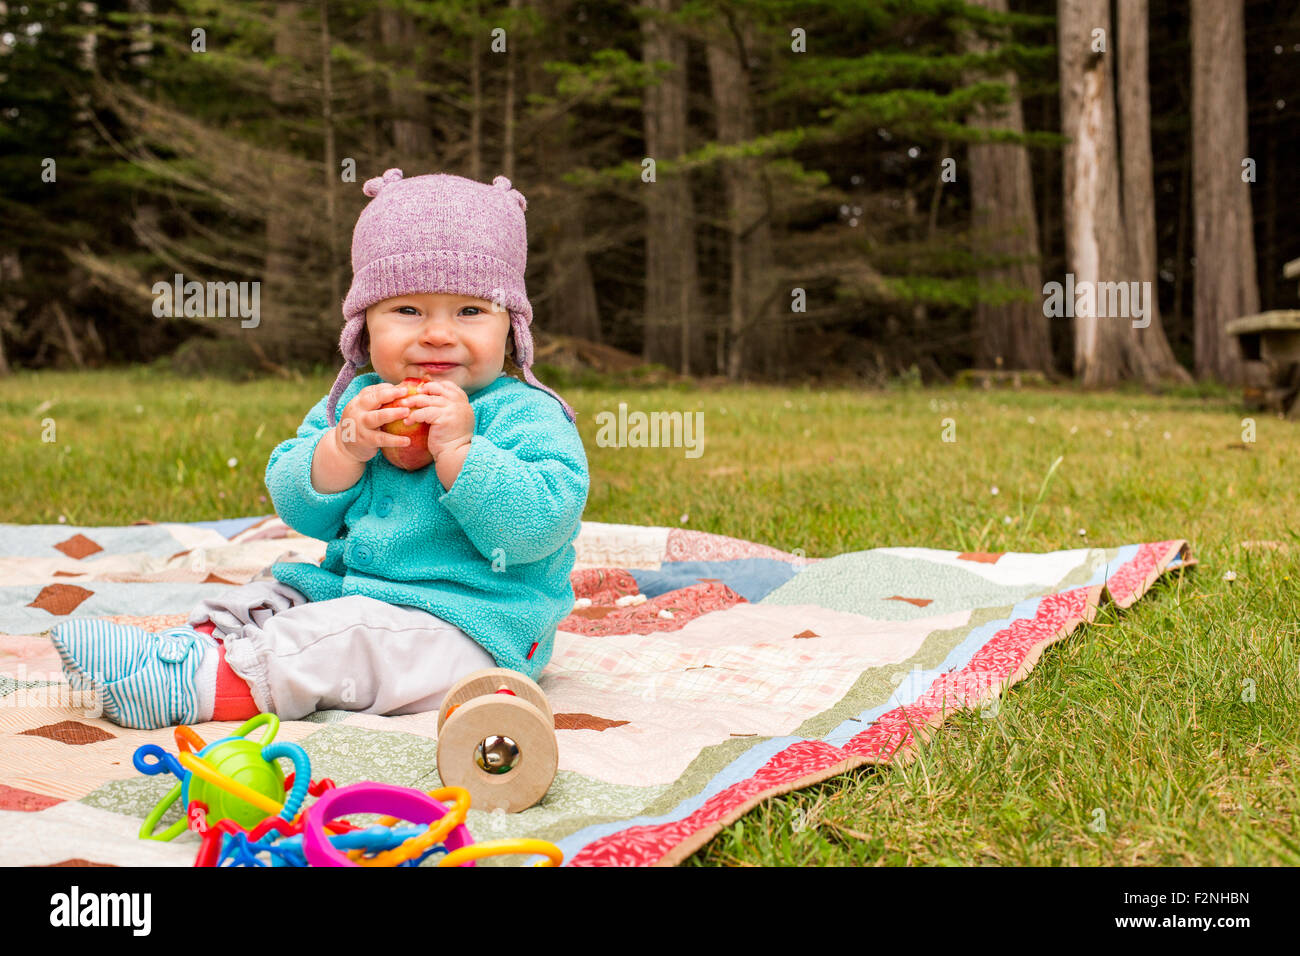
51,620 -> 209,730
52,618 -> 164,686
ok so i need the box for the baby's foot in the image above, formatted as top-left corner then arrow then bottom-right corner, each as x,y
50,621 -> 213,729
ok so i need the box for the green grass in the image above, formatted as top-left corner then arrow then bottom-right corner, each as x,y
2,367 -> 1297,865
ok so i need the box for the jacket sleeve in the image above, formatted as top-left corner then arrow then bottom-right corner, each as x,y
438,396 -> 589,567
264,393 -> 366,543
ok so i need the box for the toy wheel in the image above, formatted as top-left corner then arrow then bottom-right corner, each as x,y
437,667 -> 552,733
436,695 -> 557,813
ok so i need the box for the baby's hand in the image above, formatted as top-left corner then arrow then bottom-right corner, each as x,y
396,381 -> 475,459
335,383 -> 418,463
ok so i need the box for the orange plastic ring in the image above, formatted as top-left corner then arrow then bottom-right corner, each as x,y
174,726 -> 208,755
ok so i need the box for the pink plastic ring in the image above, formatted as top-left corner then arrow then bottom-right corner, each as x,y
301,782 -> 475,867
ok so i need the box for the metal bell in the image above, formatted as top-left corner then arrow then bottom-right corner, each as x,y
475,735 -> 520,774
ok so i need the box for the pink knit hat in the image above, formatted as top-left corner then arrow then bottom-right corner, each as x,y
326,168 -> 576,426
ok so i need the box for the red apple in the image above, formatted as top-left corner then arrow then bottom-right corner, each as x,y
380,377 -> 434,471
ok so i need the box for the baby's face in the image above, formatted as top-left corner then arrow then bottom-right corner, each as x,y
365,292 -> 511,394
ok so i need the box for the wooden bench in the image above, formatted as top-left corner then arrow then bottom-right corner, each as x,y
1226,258 -> 1300,418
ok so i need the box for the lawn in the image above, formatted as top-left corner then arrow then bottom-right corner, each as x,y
2,366 -> 1296,865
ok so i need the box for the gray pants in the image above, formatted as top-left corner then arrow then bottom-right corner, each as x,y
186,580 -> 495,721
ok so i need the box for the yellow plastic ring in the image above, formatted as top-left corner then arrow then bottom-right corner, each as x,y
437,839 -> 563,867
177,751 -> 285,818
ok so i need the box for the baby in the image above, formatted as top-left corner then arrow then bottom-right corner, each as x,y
51,169 -> 590,730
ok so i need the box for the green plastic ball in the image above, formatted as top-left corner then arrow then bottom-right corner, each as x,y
187,739 -> 287,829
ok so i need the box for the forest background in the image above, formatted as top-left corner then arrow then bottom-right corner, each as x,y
0,0 -> 1295,392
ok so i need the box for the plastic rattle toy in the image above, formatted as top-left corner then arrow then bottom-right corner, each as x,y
197,783 -> 563,867
436,668 -> 558,812
134,714 -> 311,841
197,806 -> 445,868
301,783 -> 476,866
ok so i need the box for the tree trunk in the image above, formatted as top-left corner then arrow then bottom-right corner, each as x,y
1058,0 -> 1155,385
540,122 -> 602,342
1191,0 -> 1258,383
544,205 -> 602,343
51,302 -> 86,370
320,0 -> 341,319
263,1 -> 317,361
127,0 -> 154,70
1173,115 -> 1190,334
0,252 -> 23,377
533,8 -> 600,343
126,0 -> 168,330
640,0 -> 703,374
964,0 -> 1052,373
469,0 -> 483,181
706,13 -> 780,380
1117,0 -> 1191,383
502,0 -> 520,180
71,2 -> 97,152
378,4 -> 435,162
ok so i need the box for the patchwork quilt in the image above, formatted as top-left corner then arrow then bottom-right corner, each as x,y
0,515 -> 1193,865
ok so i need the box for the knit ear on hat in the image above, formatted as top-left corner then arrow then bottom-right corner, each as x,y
492,175 -> 527,213
363,168 -> 404,198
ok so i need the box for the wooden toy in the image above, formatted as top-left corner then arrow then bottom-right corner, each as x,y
435,667 -> 557,813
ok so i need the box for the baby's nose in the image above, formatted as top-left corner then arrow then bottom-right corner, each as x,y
419,320 -> 456,338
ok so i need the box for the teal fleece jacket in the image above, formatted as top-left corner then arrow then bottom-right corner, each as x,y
264,372 -> 589,680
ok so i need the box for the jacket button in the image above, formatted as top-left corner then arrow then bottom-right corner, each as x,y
355,545 -> 373,565
375,496 -> 393,518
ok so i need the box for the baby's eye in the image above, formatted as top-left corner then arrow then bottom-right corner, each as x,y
393,305 -> 485,316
